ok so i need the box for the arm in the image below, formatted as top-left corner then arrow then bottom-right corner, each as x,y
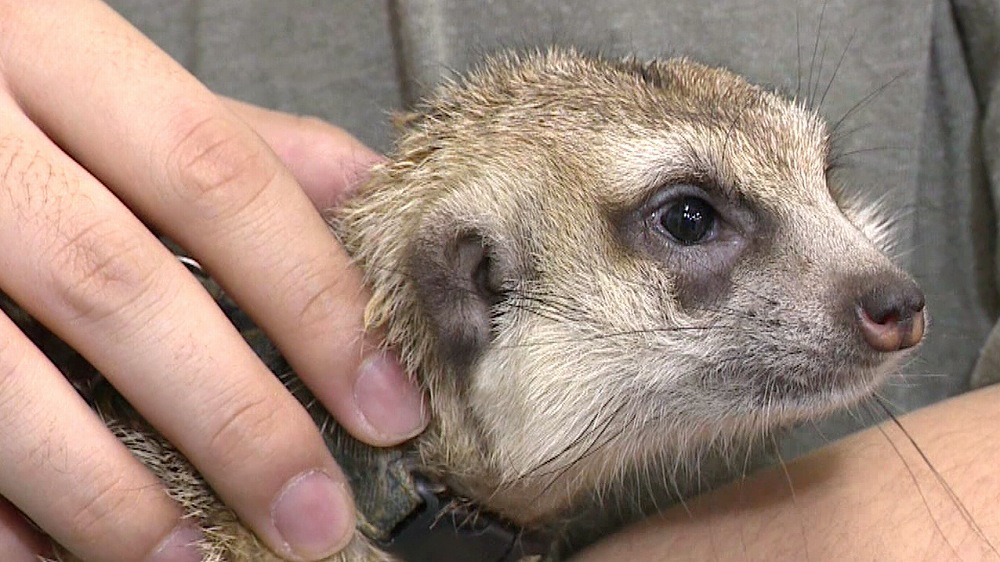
574,384 -> 1000,561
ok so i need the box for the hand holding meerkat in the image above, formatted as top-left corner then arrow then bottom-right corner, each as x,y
30,49 -> 923,562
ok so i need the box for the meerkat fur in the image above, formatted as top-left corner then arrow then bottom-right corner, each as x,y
47,48 -> 923,561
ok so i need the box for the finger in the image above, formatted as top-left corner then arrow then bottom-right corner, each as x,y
0,312 -> 189,561
7,1 -> 427,447
0,498 -> 52,562
0,89 -> 353,559
222,98 -> 385,209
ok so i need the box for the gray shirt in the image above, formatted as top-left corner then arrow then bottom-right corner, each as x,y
106,0 -> 1000,455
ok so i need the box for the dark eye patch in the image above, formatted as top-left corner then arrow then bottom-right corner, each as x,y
613,179 -> 760,311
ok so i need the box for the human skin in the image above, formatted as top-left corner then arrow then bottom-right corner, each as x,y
573,384 -> 1000,561
0,2 -> 427,561
1,3 -> 990,561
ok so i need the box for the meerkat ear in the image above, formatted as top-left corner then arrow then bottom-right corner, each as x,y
408,227 -> 507,369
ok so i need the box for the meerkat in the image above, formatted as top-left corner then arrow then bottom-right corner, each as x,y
30,48 -> 924,561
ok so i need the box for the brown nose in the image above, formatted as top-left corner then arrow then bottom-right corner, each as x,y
856,283 -> 925,352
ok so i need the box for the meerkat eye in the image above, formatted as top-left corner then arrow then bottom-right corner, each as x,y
657,196 -> 716,244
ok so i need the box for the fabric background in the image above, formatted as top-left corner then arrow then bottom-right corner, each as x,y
105,0 -> 1000,456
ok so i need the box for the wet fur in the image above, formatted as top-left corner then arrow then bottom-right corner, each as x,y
51,49 -> 920,561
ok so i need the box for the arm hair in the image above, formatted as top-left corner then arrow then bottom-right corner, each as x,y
573,385 -> 1000,561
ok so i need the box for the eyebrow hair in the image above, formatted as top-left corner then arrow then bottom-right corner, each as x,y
640,140 -> 735,203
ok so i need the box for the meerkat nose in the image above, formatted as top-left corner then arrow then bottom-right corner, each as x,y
856,281 -> 926,352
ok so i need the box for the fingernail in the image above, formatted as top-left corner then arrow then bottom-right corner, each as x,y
354,352 -> 428,441
271,470 -> 354,560
147,524 -> 204,562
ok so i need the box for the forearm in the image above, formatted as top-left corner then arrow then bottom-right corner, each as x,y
574,385 -> 1000,561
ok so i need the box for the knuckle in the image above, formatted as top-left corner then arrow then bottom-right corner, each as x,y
0,336 -> 34,432
64,470 -> 134,544
204,390 -> 291,470
0,134 -> 65,216
41,219 -> 161,323
0,133 -> 171,327
67,477 -> 121,536
160,108 -> 279,221
278,255 -> 365,343
293,269 -> 351,334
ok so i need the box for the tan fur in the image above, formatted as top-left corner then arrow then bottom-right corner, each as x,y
51,49 -> 920,561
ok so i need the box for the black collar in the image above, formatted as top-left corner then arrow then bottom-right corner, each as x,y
318,424 -> 552,562
377,473 -> 553,562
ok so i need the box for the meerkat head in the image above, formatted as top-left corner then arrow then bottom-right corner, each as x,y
334,49 -> 924,524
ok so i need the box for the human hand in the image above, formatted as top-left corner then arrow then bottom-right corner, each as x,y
0,2 -> 427,561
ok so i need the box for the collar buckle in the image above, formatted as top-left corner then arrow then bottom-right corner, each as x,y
378,475 -> 550,562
